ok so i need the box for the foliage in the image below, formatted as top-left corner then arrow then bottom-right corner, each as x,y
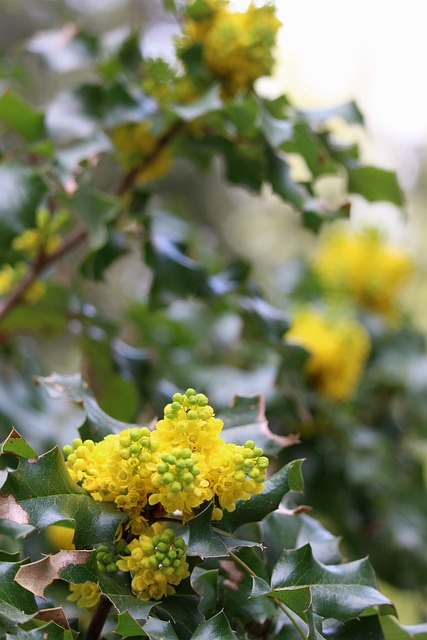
0,0 -> 426,637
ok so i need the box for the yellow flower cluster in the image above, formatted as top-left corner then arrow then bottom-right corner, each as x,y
117,524 -> 190,601
64,389 -> 268,522
0,262 -> 46,303
12,207 -> 68,259
184,1 -> 281,96
63,389 -> 268,601
111,122 -> 171,184
312,228 -> 413,318
68,582 -> 101,609
285,309 -> 371,401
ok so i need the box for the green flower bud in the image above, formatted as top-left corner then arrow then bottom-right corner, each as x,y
72,438 -> 83,449
186,388 -> 196,397
172,393 -> 183,403
119,435 -> 131,447
171,481 -> 182,493
62,445 -> 74,456
120,449 -> 131,460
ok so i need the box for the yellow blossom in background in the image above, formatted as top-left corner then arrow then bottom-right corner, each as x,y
0,265 -> 15,296
12,207 -> 68,259
312,227 -> 413,317
285,309 -> 371,401
117,524 -> 190,601
45,524 -> 75,550
111,122 -> 171,184
184,1 -> 281,96
68,582 -> 101,609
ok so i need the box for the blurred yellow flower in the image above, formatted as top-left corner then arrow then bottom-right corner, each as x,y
68,582 -> 101,609
0,265 -> 15,295
184,1 -> 281,96
285,309 -> 370,401
111,122 -> 171,183
45,524 -> 75,550
312,228 -> 413,317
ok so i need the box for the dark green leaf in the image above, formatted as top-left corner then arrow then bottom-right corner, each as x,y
219,394 -> 296,456
190,611 -> 236,640
347,166 -> 404,206
143,616 -> 180,640
186,0 -> 216,20
190,567 -> 219,619
218,460 -> 304,533
116,611 -> 146,638
265,544 -> 393,621
0,560 -> 38,624
187,502 -> 227,557
70,188 -> 122,249
156,594 -> 205,635
0,447 -> 125,547
0,90 -> 45,141
0,429 -> 38,459
323,615 -> 385,639
381,616 -> 427,639
267,151 -> 306,209
0,163 -> 47,251
282,122 -> 337,177
35,372 -> 141,442
5,620 -> 76,640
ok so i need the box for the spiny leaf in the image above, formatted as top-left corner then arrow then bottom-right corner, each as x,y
187,502 -> 228,558
0,429 -> 38,459
218,459 -> 304,534
190,611 -> 237,639
0,446 -> 125,546
347,165 -> 404,206
0,89 -> 45,141
143,616 -> 180,640
0,560 -> 38,624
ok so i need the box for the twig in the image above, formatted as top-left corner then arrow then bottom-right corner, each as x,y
0,226 -> 88,321
227,550 -> 307,640
0,119 -> 184,322
83,595 -> 112,640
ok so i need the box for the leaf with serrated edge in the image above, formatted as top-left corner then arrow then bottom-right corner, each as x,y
15,550 -> 92,598
143,616 -> 180,640
263,544 -> 393,621
187,502 -> 227,558
0,447 -> 125,547
35,607 -> 71,630
218,460 -> 304,534
0,428 -> 38,458
0,560 -> 38,623
190,611 -> 237,640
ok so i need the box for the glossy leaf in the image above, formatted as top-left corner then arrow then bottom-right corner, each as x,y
5,621 -> 76,639
255,544 -> 393,621
143,616 -> 180,640
381,616 -> 427,640
190,611 -> 237,640
15,550 -> 91,597
219,395 -> 297,456
0,429 -> 38,459
218,460 -> 304,533
0,560 -> 38,624
0,446 -> 125,546
35,372 -> 141,441
347,166 -> 404,206
187,502 -> 227,558
0,163 -> 47,251
115,611 -> 146,638
0,89 -> 45,141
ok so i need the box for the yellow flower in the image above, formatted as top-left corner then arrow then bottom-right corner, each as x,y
117,524 -> 190,601
67,582 -> 101,609
45,524 -> 75,550
285,309 -> 370,401
0,265 -> 15,295
63,430 -> 157,512
184,2 -> 281,96
312,228 -> 413,317
111,122 -> 171,183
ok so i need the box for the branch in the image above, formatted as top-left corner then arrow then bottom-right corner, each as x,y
0,226 -> 88,321
83,594 -> 112,640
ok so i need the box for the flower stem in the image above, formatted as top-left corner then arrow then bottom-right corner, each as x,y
227,550 -> 307,640
83,594 -> 112,640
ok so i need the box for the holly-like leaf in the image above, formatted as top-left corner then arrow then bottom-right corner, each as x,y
218,460 -> 304,534
190,611 -> 237,640
0,429 -> 38,459
61,555 -> 156,619
0,446 -> 125,547
187,502 -> 227,558
115,611 -> 146,638
267,150 -> 306,210
0,163 -> 47,252
190,567 -> 219,619
381,616 -> 427,639
5,620 -> 76,639
253,544 -> 393,621
70,188 -> 122,250
0,560 -> 38,624
143,616 -> 180,640
15,550 -> 92,598
324,614 -> 385,639
35,372 -> 141,442
0,89 -> 45,141
347,166 -> 404,206
219,395 -> 298,456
